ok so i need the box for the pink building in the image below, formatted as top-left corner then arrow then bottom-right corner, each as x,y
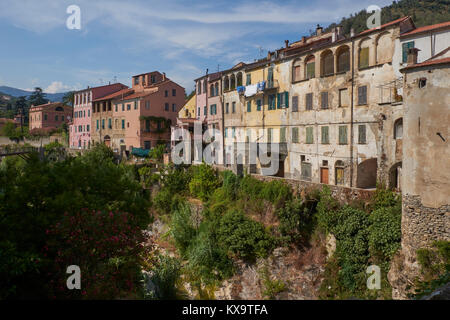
69,83 -> 127,149
29,102 -> 72,133
92,71 -> 185,152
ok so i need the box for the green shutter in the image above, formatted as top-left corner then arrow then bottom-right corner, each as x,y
306,127 -> 313,144
359,47 -> 369,68
247,101 -> 251,112
321,126 -> 329,144
339,126 -> 348,144
358,125 -> 366,144
285,92 -> 289,108
280,127 -> 286,142
277,93 -> 281,109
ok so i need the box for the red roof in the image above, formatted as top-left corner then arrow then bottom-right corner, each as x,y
401,57 -> 450,71
93,88 -> 133,102
401,21 -> 450,37
358,16 -> 410,36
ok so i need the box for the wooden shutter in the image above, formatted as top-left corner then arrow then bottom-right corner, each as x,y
292,127 -> 299,143
277,93 -> 281,109
358,125 -> 366,144
359,47 -> 369,68
339,126 -> 348,144
321,126 -> 329,144
292,96 -> 298,112
306,93 -> 312,110
284,92 -> 289,108
306,127 -> 313,144
306,62 -> 315,79
358,86 -> 367,105
281,127 -> 286,142
247,101 -> 251,112
321,92 -> 328,109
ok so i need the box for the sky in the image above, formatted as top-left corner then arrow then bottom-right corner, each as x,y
0,0 -> 394,94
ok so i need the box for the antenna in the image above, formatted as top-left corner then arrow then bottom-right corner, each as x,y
113,76 -> 117,83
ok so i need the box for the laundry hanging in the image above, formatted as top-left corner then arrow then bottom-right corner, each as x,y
237,86 -> 245,93
244,84 -> 258,97
257,81 -> 266,92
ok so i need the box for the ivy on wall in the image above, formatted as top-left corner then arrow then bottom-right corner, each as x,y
139,116 -> 172,134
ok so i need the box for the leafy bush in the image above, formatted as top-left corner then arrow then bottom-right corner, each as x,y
153,188 -> 184,215
259,264 -> 286,299
260,179 -> 292,207
316,186 -> 340,234
368,206 -> 402,262
238,175 -> 264,200
188,163 -> 220,201
169,203 -> 197,256
217,210 -> 275,261
146,254 -> 183,300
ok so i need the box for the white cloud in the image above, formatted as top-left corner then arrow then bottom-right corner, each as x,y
44,81 -> 80,93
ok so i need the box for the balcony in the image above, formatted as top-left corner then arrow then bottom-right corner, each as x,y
265,79 -> 279,90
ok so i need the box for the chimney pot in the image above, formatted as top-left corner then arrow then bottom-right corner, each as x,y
407,48 -> 420,66
316,24 -> 323,36
350,28 -> 355,37
285,40 -> 289,48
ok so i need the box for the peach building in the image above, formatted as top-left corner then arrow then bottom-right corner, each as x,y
29,102 -> 72,133
91,71 -> 185,152
69,83 -> 128,149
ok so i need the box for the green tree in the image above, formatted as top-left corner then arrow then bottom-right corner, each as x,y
28,87 -> 48,106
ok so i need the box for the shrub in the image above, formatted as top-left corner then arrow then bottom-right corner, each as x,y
217,210 -> 275,261
221,170 -> 241,200
368,206 -> 402,262
259,264 -> 286,299
188,164 -> 220,201
161,165 -> 192,194
169,203 -> 197,256
238,175 -> 264,200
316,186 -> 340,234
153,188 -> 184,215
260,180 -> 292,207
146,254 -> 183,300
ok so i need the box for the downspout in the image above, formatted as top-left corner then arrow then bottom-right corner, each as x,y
350,37 -> 355,188
221,77 -> 225,166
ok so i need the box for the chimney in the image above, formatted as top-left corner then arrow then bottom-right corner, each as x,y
206,68 -> 209,75
316,24 -> 323,36
267,51 -> 272,60
302,36 -> 307,43
337,26 -> 343,37
285,40 -> 289,48
162,72 -> 166,81
332,27 -> 337,42
350,28 -> 355,37
407,48 -> 420,66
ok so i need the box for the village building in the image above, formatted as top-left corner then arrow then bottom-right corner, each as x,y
69,83 -> 128,149
91,71 -> 185,152
29,102 -> 72,133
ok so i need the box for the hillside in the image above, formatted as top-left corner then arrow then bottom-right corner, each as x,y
326,0 -> 450,34
0,86 -> 67,103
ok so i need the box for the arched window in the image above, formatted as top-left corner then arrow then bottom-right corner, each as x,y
236,72 -> 243,87
305,55 -> 315,79
292,58 -> 302,82
210,84 -> 214,97
203,80 -> 207,94
394,118 -> 403,139
224,76 -> 230,91
376,32 -> 392,64
230,74 -> 236,90
197,82 -> 201,94
55,106 -> 64,112
336,45 -> 350,73
335,160 -> 345,185
215,83 -> 219,96
359,38 -> 371,69
321,50 -> 334,76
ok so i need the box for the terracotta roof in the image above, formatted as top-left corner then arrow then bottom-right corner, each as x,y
74,83 -> 127,94
93,88 -> 133,102
358,16 -> 410,36
117,88 -> 159,101
401,21 -> 450,37
0,118 -> 15,124
401,57 -> 450,71
29,101 -> 66,110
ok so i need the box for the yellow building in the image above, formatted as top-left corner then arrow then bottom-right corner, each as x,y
178,93 -> 196,119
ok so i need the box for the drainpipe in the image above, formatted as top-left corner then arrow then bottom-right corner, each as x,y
221,77 -> 225,166
350,37 -> 355,187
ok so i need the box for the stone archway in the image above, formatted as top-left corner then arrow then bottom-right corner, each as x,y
356,158 -> 377,189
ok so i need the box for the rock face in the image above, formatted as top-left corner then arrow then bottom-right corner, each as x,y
214,244 -> 326,300
421,282 -> 450,300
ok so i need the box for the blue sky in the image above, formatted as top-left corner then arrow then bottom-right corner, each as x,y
0,0 -> 393,94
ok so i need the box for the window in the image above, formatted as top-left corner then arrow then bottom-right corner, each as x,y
96,120 -> 99,130
165,90 -> 168,97
306,93 -> 313,110
197,107 -> 200,118
301,161 -> 312,181
151,75 -> 156,83
321,92 -> 329,109
101,119 -> 105,129
280,127 -> 286,143
321,50 -> 334,76
394,118 -> 403,139
134,77 -> 139,85
232,102 -> 236,113
144,141 -> 151,150
165,103 -> 169,111
61,116 -> 65,121
267,68 -> 274,87
127,104 -> 131,110
224,128 -> 228,138
86,124 -> 90,132
55,115 -> 58,121
215,83 -> 219,96
321,126 -> 329,144
210,104 -> 217,115
358,86 -> 367,105
247,101 -> 251,112
225,103 -> 229,114
172,89 -> 176,96
256,99 -> 262,111
359,47 -> 369,69
339,125 -> 348,144
358,125 -> 366,144
204,106 -> 207,116
122,104 -> 125,111
335,160 -> 345,185
232,127 -> 236,138
268,94 -> 276,110
292,127 -> 299,143
277,92 -> 289,109
121,119 -> 125,129
402,41 -> 415,63
44,114 -> 47,121
419,78 -> 427,88
115,104 -> 118,112
246,74 -> 251,85
292,59 -> 302,82
172,104 -> 176,112
134,101 -> 138,110
305,56 -> 315,79
339,88 -> 349,107
337,46 -> 350,72
197,82 -> 201,94
306,127 -> 314,144
292,96 -> 299,112
108,118 -> 112,129
210,84 -> 214,97
145,101 -> 150,109
268,128 -> 273,142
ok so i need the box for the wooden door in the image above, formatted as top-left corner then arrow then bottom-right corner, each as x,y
320,167 -> 329,184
